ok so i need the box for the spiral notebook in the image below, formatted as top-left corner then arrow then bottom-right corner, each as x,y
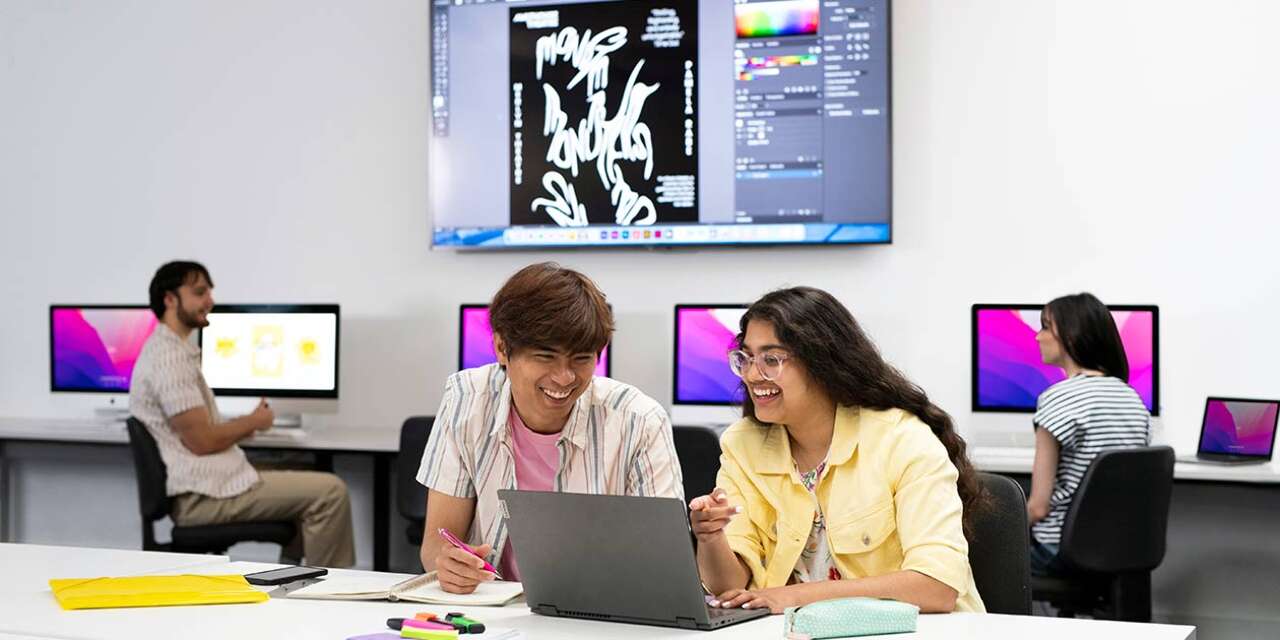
288,571 -> 523,606
49,574 -> 269,610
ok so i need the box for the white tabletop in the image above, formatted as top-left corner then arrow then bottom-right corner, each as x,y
0,545 -> 1195,640
0,543 -> 225,594
972,446 -> 1280,484
0,417 -> 399,453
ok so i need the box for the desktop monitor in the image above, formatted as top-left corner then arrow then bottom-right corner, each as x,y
199,304 -> 340,399
673,304 -> 750,405
459,304 -> 611,377
49,305 -> 159,393
972,304 -> 1159,415
430,0 -> 893,249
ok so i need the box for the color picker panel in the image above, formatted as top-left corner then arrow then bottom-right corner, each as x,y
735,0 -> 820,39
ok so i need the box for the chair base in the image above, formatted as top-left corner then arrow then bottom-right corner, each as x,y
1032,571 -> 1152,622
145,521 -> 298,557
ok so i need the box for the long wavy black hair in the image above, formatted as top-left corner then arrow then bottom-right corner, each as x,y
738,287 -> 987,541
1043,293 -> 1129,381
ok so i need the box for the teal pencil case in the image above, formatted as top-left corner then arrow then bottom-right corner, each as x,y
783,597 -> 919,639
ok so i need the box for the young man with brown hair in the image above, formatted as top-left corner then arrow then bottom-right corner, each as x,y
129,261 -> 355,567
416,262 -> 683,593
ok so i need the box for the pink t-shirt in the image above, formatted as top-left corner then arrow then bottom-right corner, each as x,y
497,408 -> 560,580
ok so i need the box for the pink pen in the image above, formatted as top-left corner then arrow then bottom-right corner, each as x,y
438,528 -> 501,578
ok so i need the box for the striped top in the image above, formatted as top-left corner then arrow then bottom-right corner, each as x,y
1032,374 -> 1150,544
128,323 -> 259,498
416,364 -> 683,571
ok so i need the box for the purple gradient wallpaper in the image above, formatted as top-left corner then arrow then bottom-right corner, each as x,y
974,306 -> 1156,413
1200,399 -> 1279,456
675,306 -> 748,404
459,306 -> 609,376
51,307 -> 158,392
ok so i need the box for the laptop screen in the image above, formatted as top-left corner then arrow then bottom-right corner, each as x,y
1199,398 -> 1280,458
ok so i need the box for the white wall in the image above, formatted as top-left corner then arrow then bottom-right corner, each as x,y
2,0 -> 1279,632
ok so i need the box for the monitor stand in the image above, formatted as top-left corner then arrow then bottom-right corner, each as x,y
669,404 -> 740,430
93,396 -> 130,423
272,413 -> 303,429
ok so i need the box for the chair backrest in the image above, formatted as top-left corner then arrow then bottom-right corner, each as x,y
396,416 -> 435,522
124,417 -> 170,549
1059,446 -> 1175,574
970,472 -> 1032,615
672,425 -> 721,501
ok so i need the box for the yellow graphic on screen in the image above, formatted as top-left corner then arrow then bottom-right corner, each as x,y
298,338 -> 320,364
252,325 -> 285,378
215,337 -> 238,358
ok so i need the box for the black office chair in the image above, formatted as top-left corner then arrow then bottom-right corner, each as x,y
969,473 -> 1032,615
396,416 -> 435,547
672,425 -> 721,501
124,417 -> 296,555
1031,446 -> 1175,622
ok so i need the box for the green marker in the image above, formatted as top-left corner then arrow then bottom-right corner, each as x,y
445,612 -> 485,634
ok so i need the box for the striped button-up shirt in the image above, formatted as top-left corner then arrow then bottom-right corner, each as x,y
128,323 -> 259,498
416,364 -> 683,569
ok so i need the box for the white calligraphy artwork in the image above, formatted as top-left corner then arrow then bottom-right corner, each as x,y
530,25 -> 660,226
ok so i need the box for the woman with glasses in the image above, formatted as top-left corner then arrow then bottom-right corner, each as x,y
688,287 -> 987,614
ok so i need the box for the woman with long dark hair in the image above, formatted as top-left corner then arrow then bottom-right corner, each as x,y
1026,293 -> 1150,576
688,287 -> 987,613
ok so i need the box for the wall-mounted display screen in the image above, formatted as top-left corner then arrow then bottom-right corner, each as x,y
430,0 -> 892,249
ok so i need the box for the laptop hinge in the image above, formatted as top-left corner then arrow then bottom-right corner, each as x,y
676,617 -> 699,629
532,604 -> 559,617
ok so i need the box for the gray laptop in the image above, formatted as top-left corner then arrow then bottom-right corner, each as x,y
497,490 -> 770,631
1179,397 -> 1280,465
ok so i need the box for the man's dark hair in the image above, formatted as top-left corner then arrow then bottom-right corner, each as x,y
489,262 -> 613,359
148,261 -> 213,319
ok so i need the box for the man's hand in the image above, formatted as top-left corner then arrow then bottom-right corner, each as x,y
250,398 -> 274,431
436,543 -> 496,594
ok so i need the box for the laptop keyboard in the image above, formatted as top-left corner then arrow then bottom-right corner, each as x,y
707,605 -> 755,619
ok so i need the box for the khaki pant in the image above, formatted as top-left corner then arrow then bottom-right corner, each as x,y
172,470 -> 355,568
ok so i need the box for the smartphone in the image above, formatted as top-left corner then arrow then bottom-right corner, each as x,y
243,566 -> 328,585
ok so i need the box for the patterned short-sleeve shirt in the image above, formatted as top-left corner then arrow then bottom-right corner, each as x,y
416,364 -> 684,571
128,323 -> 259,498
1032,374 -> 1150,544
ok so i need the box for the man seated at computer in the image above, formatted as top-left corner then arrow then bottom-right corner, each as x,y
417,262 -> 683,593
129,261 -> 355,567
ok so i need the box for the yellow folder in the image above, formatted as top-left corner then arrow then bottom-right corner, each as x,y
49,574 -> 269,610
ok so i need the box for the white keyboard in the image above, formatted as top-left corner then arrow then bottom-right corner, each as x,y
251,428 -> 306,441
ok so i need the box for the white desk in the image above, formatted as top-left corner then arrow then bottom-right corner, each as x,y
972,446 -> 1280,483
0,544 -> 1195,640
0,543 -> 226,594
0,417 -> 402,569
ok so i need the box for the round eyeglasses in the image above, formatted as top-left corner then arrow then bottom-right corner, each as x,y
727,350 -> 790,381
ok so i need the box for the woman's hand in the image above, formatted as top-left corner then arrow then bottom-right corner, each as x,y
688,488 -> 741,543
708,586 -> 798,615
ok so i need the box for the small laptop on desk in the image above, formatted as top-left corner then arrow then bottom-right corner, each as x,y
1180,397 -> 1279,464
497,490 -> 770,631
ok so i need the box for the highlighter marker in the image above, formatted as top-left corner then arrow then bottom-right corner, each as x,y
400,627 -> 458,640
405,619 -> 457,632
444,613 -> 486,634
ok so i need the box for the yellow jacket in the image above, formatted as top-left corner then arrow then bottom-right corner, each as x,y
718,405 -> 985,613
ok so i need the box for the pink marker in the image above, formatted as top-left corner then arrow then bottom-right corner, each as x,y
438,528 -> 501,578
403,619 -> 457,632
